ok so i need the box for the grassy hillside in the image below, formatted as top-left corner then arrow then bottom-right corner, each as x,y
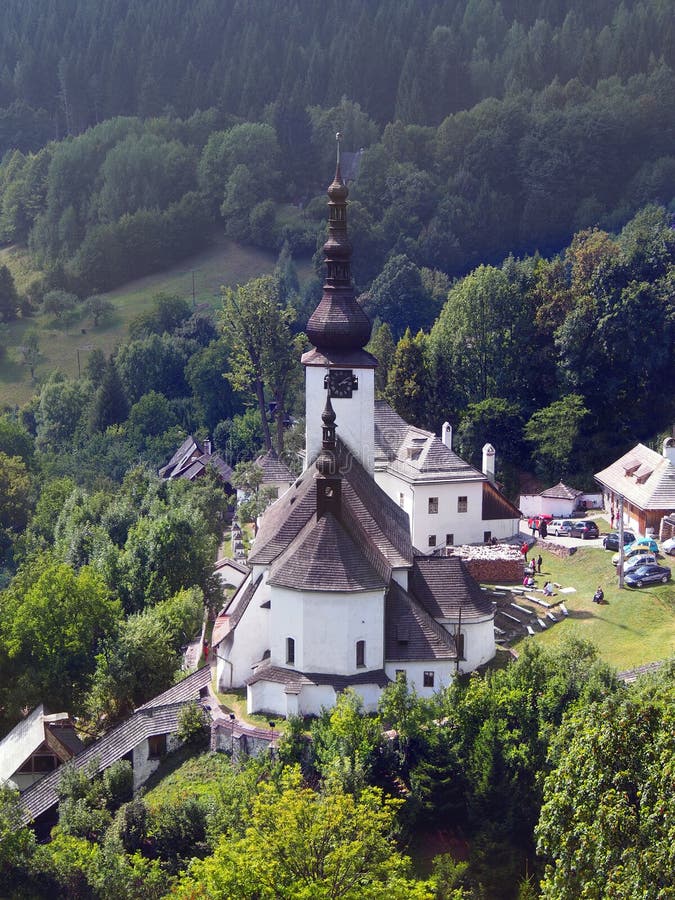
0,234 -> 314,407
519,545 -> 675,669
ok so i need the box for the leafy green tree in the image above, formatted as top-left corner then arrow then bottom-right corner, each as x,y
367,321 -> 395,396
115,332 -> 189,404
385,328 -> 431,428
176,702 -> 210,749
85,294 -> 115,327
214,408 -> 265,465
0,414 -> 34,467
364,254 -> 437,339
35,374 -> 91,452
2,558 -> 122,712
221,275 -> 303,452
0,264 -> 19,322
19,327 -> 40,380
524,394 -> 589,482
536,668 -> 675,899
185,339 -> 242,432
126,390 -> 178,440
175,767 -> 433,899
41,289 -> 79,323
0,451 -> 33,534
0,786 -> 36,893
232,461 -> 277,532
129,292 -> 192,339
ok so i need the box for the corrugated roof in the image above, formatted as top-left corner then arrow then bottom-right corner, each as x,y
409,556 -> 494,622
595,443 -> 675,511
20,667 -> 212,824
385,582 -> 457,661
268,512 -> 385,592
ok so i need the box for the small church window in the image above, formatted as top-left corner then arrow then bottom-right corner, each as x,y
356,640 -> 365,667
457,496 -> 468,513
423,671 -> 435,687
428,497 -> 438,514
428,535 -> 436,547
286,637 -> 295,665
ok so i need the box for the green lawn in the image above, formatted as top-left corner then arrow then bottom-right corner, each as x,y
0,234 -> 313,407
517,545 -> 675,669
142,748 -> 235,809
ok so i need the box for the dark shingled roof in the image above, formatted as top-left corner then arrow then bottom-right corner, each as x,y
246,662 -> 390,689
20,667 -> 212,824
385,581 -> 457,661
249,439 -> 412,574
374,401 -> 483,482
409,556 -> 494,622
268,512 -> 385,592
539,481 -> 583,500
255,449 -> 293,485
220,574 -> 264,633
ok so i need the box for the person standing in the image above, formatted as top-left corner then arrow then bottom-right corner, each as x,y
537,554 -> 542,574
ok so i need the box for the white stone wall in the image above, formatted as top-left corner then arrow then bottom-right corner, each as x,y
442,618 -> 495,672
408,480 -> 485,549
247,679 -> 384,717
305,366 -> 375,474
384,661 -> 455,697
131,732 -> 181,790
216,574 -> 271,690
270,585 -> 385,675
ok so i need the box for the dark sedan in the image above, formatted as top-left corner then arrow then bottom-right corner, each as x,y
624,563 -> 671,587
569,520 -> 600,539
602,531 -> 636,551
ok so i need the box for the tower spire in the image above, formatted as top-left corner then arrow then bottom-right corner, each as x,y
305,134 -> 372,360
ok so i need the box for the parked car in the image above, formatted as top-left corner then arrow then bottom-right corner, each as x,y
549,519 -> 575,536
569,520 -> 600,539
623,553 -> 657,573
602,531 -> 636,551
632,537 -> 659,553
612,544 -> 654,566
527,514 -> 553,533
624,563 -> 671,587
662,536 -> 675,556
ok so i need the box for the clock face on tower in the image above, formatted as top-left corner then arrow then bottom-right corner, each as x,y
325,369 -> 358,398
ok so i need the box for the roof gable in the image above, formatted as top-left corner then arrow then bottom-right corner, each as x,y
595,443 -> 675,510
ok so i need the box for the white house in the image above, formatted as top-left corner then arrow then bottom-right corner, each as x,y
373,403 -> 521,550
212,150 -> 495,718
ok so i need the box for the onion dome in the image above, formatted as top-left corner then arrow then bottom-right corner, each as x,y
306,134 -> 372,355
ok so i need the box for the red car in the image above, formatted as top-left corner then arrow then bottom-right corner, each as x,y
527,514 -> 553,533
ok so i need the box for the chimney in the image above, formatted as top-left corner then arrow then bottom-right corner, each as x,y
442,422 -> 452,450
663,437 -> 675,465
203,438 -> 212,456
482,443 -> 496,483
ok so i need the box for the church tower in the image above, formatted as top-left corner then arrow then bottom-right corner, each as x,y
302,134 -> 377,473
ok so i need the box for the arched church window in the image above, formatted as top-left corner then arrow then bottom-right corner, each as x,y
356,640 -> 365,667
286,637 -> 295,665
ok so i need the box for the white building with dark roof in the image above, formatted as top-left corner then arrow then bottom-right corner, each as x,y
213,147 -> 496,718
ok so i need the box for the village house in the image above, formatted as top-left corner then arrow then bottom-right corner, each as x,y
0,706 -> 83,792
595,438 -> 675,537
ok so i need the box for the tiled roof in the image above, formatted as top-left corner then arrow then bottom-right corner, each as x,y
385,581 -> 457,661
482,480 -> 522,520
245,662 -> 390,689
268,512 -> 386,592
20,667 -> 212,824
249,440 -> 412,573
255,449 -> 293,485
409,556 -> 494,622
373,401 -> 484,483
158,435 -> 199,477
595,444 -> 675,511
539,481 -> 583,500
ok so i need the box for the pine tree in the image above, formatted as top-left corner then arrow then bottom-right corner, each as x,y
89,358 -> 129,432
0,265 -> 19,322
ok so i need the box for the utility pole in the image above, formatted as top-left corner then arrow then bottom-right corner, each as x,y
618,495 -> 625,589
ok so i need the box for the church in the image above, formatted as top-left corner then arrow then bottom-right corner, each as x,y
213,146 -> 500,717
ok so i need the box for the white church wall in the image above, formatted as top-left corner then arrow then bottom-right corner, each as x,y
270,586 -> 385,675
446,619 -> 495,672
247,681 -> 287,716
305,367 -> 375,474
384,662 -> 455,697
216,575 -> 271,690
